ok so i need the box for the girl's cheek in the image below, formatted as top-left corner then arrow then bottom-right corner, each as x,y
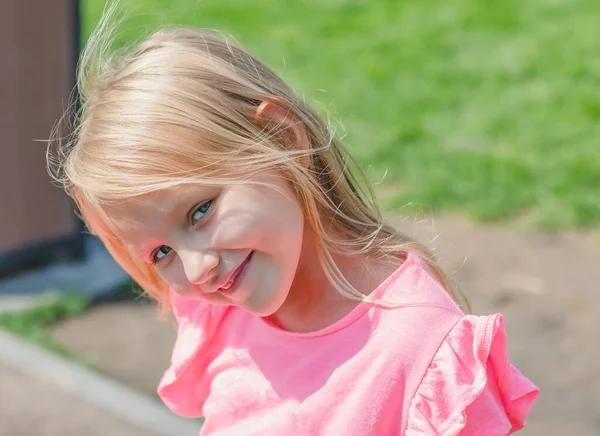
158,264 -> 182,291
210,214 -> 260,249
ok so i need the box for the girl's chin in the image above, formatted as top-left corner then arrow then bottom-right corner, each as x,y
239,295 -> 287,318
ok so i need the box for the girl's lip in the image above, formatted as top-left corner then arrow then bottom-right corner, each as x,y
219,251 -> 254,297
217,251 -> 253,291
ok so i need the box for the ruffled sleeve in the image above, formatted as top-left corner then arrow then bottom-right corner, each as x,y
406,314 -> 539,435
157,290 -> 221,418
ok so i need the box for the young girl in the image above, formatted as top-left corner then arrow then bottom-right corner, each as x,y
50,15 -> 539,436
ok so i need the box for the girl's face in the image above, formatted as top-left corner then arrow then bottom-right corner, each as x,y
107,172 -> 305,317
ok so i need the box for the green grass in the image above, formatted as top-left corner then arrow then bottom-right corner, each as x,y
81,0 -> 600,229
0,293 -> 90,359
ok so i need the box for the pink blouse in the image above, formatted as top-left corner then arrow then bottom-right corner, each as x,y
158,253 -> 539,435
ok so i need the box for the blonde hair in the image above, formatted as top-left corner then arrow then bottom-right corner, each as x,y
49,9 -> 469,312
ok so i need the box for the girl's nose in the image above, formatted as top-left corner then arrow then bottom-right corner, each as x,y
179,249 -> 220,288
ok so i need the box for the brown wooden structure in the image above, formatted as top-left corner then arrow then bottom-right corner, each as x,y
0,0 -> 83,276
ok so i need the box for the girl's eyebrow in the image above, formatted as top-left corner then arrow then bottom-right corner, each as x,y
163,192 -> 209,222
148,190 -> 200,222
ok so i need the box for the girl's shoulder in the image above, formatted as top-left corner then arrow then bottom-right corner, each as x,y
381,254 -> 539,434
377,251 -> 463,315
405,312 -> 540,435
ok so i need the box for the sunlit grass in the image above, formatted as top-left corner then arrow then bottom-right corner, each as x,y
82,0 -> 600,229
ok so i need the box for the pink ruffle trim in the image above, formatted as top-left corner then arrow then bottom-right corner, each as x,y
406,314 -> 539,435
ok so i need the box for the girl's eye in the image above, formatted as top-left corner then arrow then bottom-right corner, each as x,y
191,200 -> 213,224
152,245 -> 171,264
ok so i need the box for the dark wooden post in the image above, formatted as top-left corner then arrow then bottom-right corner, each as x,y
0,0 -> 83,276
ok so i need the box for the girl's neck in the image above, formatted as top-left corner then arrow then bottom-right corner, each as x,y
271,226 -> 400,333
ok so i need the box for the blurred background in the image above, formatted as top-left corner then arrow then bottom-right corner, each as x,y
1,0 -> 599,435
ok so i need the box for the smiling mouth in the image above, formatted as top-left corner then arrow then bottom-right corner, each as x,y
219,251 -> 254,292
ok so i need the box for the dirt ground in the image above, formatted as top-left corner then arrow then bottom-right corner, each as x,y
50,216 -> 600,435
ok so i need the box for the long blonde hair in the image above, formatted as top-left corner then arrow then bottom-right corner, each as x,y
49,8 -> 469,312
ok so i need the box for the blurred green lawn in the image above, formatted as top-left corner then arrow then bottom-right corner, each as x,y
82,0 -> 600,229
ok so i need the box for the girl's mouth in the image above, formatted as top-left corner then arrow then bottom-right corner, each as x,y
219,251 -> 254,295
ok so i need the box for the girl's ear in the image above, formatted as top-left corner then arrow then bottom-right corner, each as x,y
254,98 -> 310,153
